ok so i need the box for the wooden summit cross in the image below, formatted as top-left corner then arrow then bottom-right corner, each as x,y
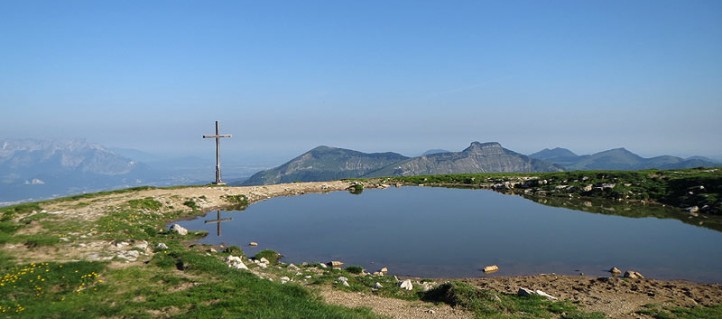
203,121 -> 232,185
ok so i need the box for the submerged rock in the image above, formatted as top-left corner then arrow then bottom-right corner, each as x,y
483,265 -> 500,273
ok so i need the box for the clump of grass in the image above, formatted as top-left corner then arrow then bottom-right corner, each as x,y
254,250 -> 281,264
422,281 -> 604,319
345,266 -> 364,274
0,202 -> 42,221
128,197 -> 163,211
183,199 -> 199,210
223,245 -> 244,256
222,194 -> 249,208
639,304 -> 722,319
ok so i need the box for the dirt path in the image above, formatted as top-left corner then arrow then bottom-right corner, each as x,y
319,288 -> 473,319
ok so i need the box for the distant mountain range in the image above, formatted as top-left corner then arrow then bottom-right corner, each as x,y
0,139 -> 151,202
528,147 -> 719,171
242,146 -> 409,185
242,142 -> 720,186
0,139 -> 257,203
242,142 -> 562,185
3,138 -> 719,203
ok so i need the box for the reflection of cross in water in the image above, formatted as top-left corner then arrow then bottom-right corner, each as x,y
204,211 -> 232,236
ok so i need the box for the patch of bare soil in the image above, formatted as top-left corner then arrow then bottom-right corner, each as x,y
319,288 -> 473,319
463,274 -> 722,318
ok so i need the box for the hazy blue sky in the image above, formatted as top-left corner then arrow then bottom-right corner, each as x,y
1,0 -> 721,163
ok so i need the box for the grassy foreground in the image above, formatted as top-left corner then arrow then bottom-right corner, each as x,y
0,174 -> 721,318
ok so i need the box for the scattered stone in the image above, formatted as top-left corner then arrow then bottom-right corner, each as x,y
425,309 -> 436,314
399,279 -> 413,290
260,257 -> 270,264
517,287 -> 557,300
59,237 -> 70,242
133,241 -> 149,251
379,267 -> 388,273
156,243 -> 169,250
169,224 -> 188,236
610,267 -> 622,275
420,282 -> 436,292
288,263 -> 300,271
483,265 -> 500,273
209,248 -> 217,253
624,271 -> 645,279
280,276 -> 290,284
249,242 -> 258,247
115,241 -> 130,248
583,184 -> 593,192
518,287 -> 535,297
225,255 -> 248,270
318,263 -> 328,269
534,289 -> 558,300
374,282 -> 384,289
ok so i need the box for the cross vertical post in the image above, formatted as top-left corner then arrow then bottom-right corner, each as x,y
203,121 -> 232,185
204,210 -> 232,236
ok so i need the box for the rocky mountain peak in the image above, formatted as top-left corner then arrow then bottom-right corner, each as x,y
463,142 -> 504,154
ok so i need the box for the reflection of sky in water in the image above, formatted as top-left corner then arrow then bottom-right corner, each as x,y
176,187 -> 722,283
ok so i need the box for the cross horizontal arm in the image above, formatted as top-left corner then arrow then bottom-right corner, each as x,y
203,134 -> 232,138
204,218 -> 232,224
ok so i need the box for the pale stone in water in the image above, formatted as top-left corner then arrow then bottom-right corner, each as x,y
610,267 -> 622,275
483,265 -> 500,273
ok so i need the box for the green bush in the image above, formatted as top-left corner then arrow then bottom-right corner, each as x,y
254,250 -> 281,264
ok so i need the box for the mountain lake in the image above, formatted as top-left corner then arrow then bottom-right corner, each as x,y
173,186 -> 722,283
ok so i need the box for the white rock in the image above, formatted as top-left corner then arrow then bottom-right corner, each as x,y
225,255 -> 248,270
260,257 -> 270,264
518,287 -> 535,297
280,276 -> 290,284
374,282 -> 384,289
337,276 -> 349,282
379,267 -> 388,273
288,263 -> 300,271
133,240 -> 149,251
156,243 -> 169,250
624,270 -> 644,279
535,290 -> 557,300
169,224 -> 188,236
318,263 -> 328,269
399,279 -> 413,290
342,281 -> 350,287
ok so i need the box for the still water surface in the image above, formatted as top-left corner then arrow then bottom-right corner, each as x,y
175,187 -> 722,282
